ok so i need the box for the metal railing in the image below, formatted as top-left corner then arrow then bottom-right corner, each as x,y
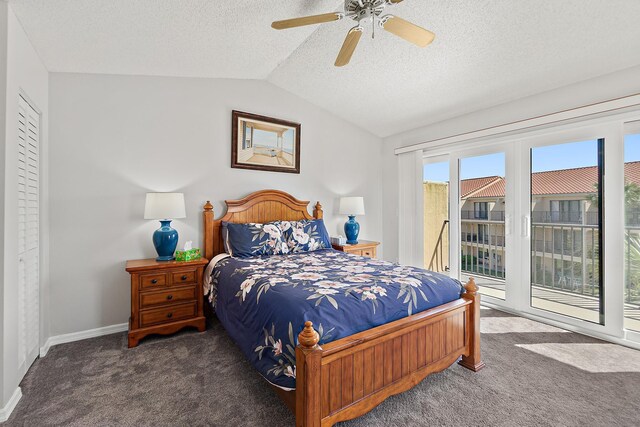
530,223 -> 599,297
456,209 -> 640,307
460,218 -> 506,280
532,210 -> 640,226
461,232 -> 505,247
461,210 -> 505,221
625,227 -> 640,305
531,211 -> 583,224
426,220 -> 449,273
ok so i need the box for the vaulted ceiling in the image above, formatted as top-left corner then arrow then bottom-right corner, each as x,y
10,0 -> 640,137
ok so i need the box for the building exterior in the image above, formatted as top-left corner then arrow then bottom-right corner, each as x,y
425,162 -> 640,306
423,182 -> 449,273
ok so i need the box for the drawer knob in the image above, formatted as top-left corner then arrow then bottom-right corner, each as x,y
181,275 -> 188,281
167,313 -> 173,319
167,295 -> 173,300
151,279 -> 158,284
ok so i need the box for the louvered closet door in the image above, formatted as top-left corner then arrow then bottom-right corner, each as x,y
18,95 -> 40,370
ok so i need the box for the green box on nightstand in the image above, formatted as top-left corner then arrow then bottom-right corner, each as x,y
175,248 -> 201,262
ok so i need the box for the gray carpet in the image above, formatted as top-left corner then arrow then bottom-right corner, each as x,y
5,309 -> 640,426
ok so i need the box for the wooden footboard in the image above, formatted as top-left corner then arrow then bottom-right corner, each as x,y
292,278 -> 483,427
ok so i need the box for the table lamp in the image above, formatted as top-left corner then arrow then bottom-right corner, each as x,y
144,193 -> 186,261
339,196 -> 365,244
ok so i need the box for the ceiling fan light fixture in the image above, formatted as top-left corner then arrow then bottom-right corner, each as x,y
272,0 -> 435,67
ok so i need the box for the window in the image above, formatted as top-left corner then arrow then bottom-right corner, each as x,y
242,123 -> 253,149
531,139 -> 603,324
478,224 -> 488,244
474,202 -> 488,219
550,200 -> 581,223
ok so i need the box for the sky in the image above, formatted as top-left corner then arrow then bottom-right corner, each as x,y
252,128 -> 295,152
423,134 -> 640,182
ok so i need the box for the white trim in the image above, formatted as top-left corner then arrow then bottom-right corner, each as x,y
398,151 -> 424,267
39,323 -> 128,357
482,301 -> 640,352
626,120 -> 640,134
395,93 -> 640,155
0,387 -> 22,423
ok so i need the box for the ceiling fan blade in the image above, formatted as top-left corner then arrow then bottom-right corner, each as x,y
388,0 -> 405,3
335,26 -> 363,67
272,12 -> 342,30
381,15 -> 435,47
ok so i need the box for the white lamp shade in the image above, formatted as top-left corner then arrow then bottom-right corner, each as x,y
144,193 -> 186,220
339,196 -> 365,216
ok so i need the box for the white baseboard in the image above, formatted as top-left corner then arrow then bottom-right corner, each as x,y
0,387 -> 22,422
39,323 -> 128,357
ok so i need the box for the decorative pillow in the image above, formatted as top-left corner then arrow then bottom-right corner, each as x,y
223,221 -> 289,258
279,219 -> 331,253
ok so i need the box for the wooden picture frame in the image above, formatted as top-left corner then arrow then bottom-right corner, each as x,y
231,110 -> 301,174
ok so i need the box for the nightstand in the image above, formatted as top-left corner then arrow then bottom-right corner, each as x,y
125,257 -> 209,348
332,240 -> 380,258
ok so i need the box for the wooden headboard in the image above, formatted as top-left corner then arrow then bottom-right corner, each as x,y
203,189 -> 323,259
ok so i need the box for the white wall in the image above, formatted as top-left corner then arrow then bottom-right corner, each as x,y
1,3 -> 49,411
49,73 -> 383,336
382,65 -> 640,263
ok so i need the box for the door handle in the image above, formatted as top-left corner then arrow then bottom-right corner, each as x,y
522,216 -> 530,239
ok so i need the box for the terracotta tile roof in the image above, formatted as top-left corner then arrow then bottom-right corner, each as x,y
459,162 -> 640,199
471,178 -> 505,198
460,176 -> 502,198
625,161 -> 640,186
532,166 -> 599,195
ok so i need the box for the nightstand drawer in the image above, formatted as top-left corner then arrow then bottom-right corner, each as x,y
140,302 -> 197,327
140,272 -> 168,289
171,269 -> 197,285
139,286 -> 197,309
348,249 -> 363,256
362,249 -> 375,258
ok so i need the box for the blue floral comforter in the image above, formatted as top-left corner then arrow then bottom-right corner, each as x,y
205,249 -> 463,390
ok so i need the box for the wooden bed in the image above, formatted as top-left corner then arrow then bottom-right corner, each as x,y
203,189 -> 484,427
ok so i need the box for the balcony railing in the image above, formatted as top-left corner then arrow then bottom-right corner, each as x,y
461,232 -> 505,247
532,211 -> 583,224
426,220 -> 449,273
532,210 -> 640,226
461,210 -> 505,221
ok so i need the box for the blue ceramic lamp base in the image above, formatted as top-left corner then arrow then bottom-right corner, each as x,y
153,220 -> 179,261
344,215 -> 360,245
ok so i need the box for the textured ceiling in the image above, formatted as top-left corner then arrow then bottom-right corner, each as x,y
8,0 -> 343,79
9,0 -> 640,137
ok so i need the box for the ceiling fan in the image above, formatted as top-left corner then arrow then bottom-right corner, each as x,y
272,0 -> 435,67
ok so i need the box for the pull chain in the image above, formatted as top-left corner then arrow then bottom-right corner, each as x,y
372,15 -> 375,39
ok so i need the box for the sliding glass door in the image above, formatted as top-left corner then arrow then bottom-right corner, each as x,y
420,119 -> 640,344
529,139 -> 604,324
459,152 -> 507,300
624,123 -> 640,333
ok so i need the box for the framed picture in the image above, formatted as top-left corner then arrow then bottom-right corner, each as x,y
231,110 -> 301,174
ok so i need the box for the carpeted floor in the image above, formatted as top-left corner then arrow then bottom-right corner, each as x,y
5,308 -> 640,426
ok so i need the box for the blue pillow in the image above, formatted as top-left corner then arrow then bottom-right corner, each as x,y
223,221 -> 289,258
280,219 -> 331,253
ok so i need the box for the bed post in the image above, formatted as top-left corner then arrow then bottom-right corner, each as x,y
203,201 -> 214,260
313,202 -> 323,220
458,278 -> 485,372
296,321 -> 322,427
